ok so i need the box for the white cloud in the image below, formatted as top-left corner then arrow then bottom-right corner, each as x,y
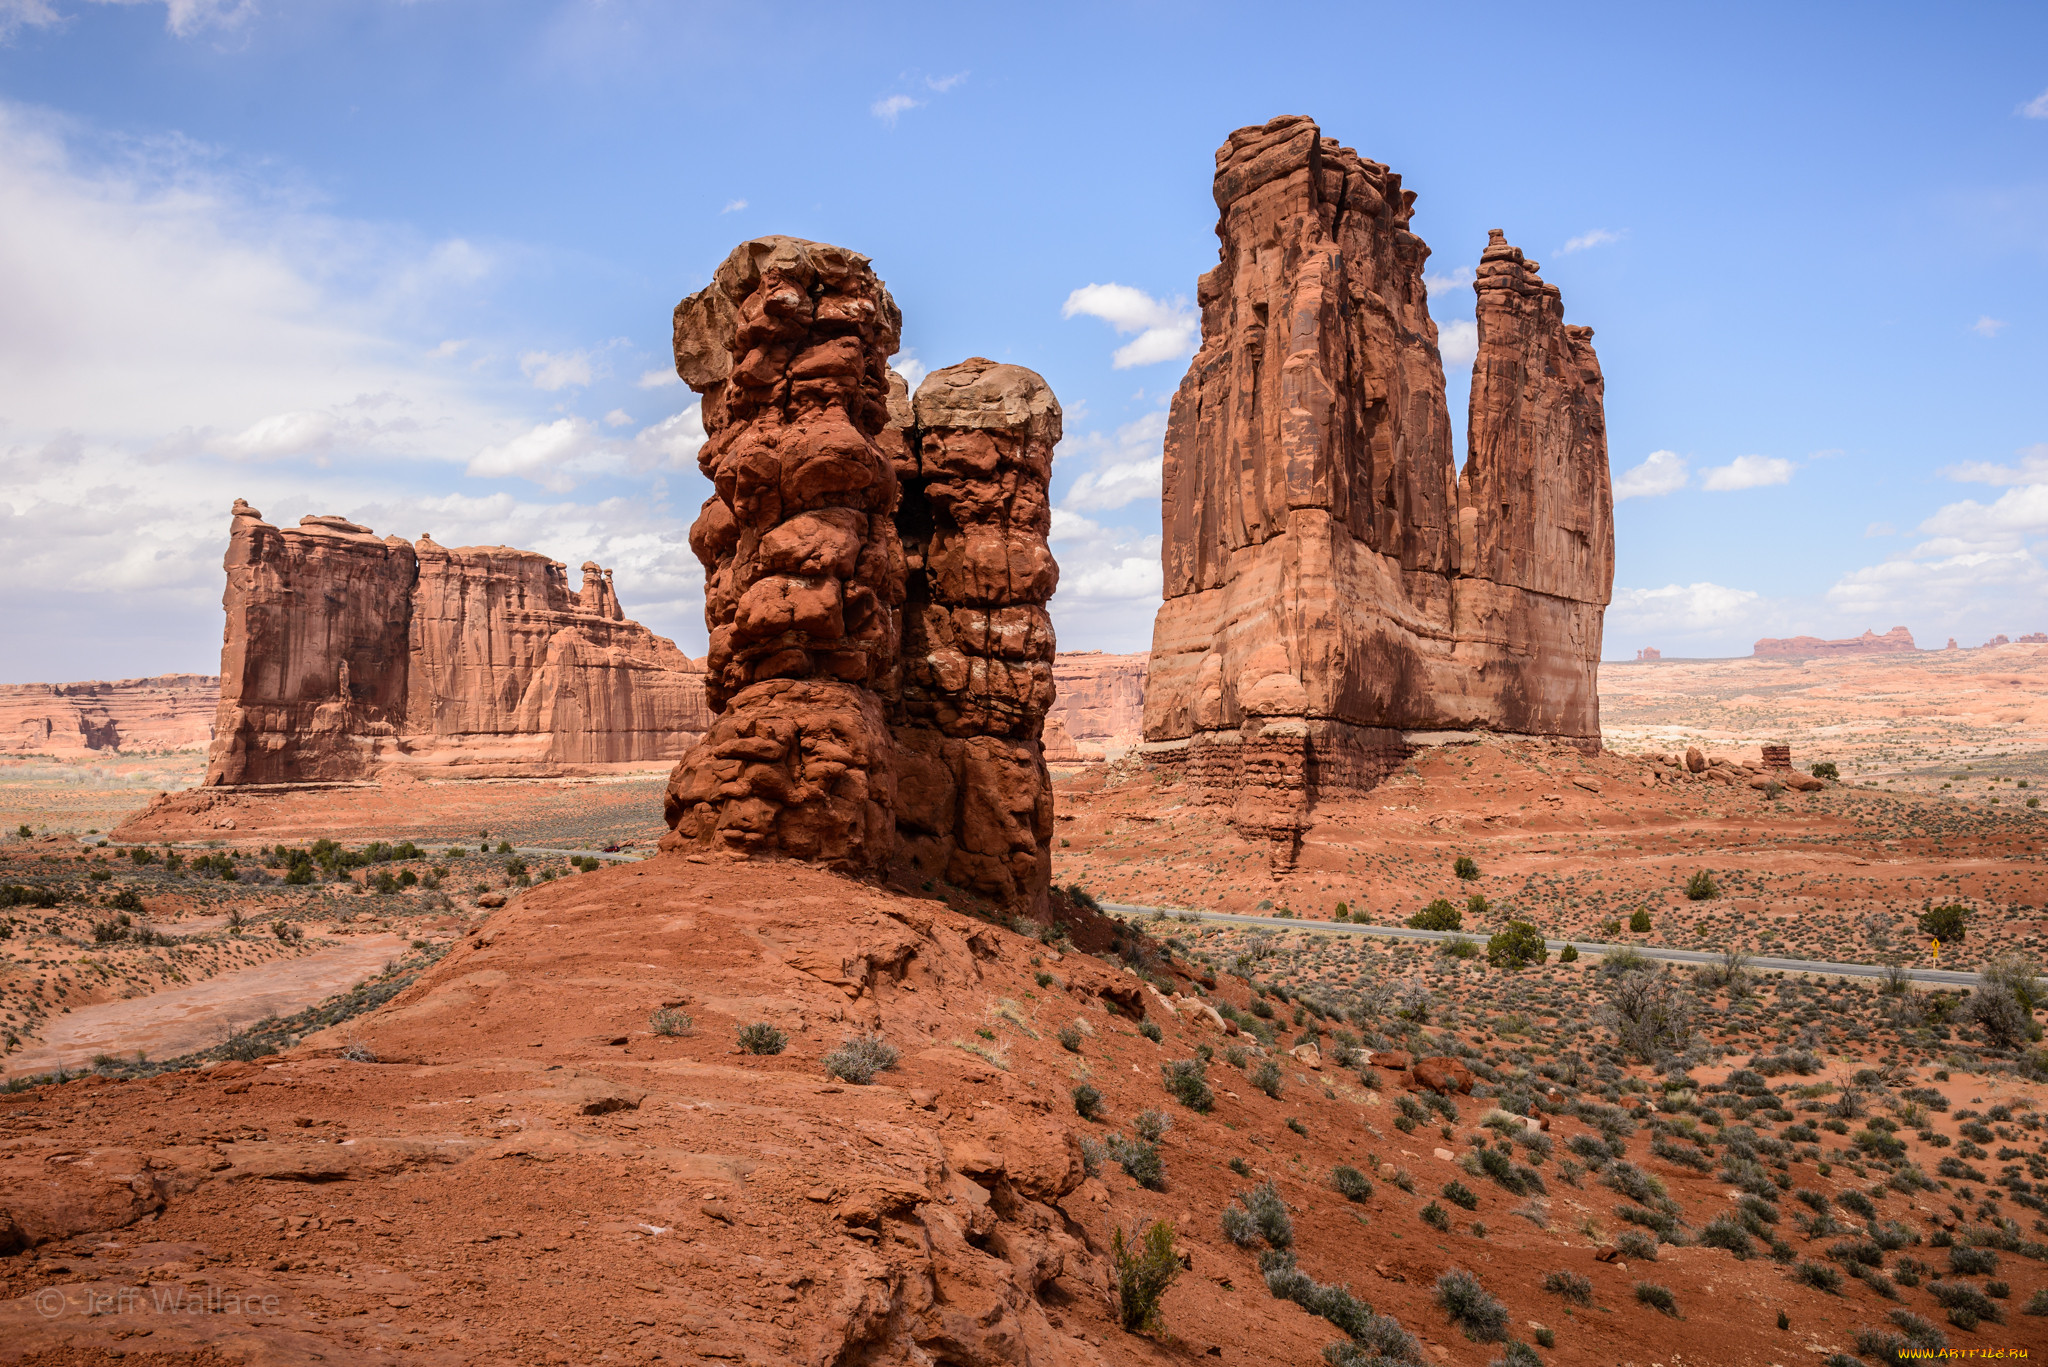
631,405 -> 705,472
428,338 -> 466,359
467,418 -> 610,492
1609,581 -> 1762,632
1048,507 -> 1100,542
1057,410 -> 1166,513
1061,283 -> 1199,369
1437,319 -> 1477,368
1972,315 -> 2008,338
1558,228 -> 1624,255
1942,443 -> 2048,487
1864,521 -> 1895,537
1918,482 -> 2048,543
0,0 -> 60,39
871,94 -> 920,125
520,348 -> 593,391
2021,88 -> 2048,119
889,352 -> 926,394
1828,544 -> 2048,621
1613,449 -> 1688,500
604,408 -> 631,428
926,71 -> 968,92
1423,266 -> 1473,303
1700,455 -> 1793,491
637,367 -> 680,388
720,198 -> 746,214
83,0 -> 253,37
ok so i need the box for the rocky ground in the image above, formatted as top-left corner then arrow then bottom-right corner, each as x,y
0,853 -> 2042,1367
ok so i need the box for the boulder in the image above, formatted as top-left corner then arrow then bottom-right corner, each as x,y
1410,1056 -> 1475,1095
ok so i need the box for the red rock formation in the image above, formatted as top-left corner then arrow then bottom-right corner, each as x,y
1046,651 -> 1149,759
0,675 -> 217,754
1143,116 -> 1613,865
1761,744 -> 1791,770
204,500 -> 707,785
1751,626 -> 1917,659
663,237 -> 908,869
1634,647 -> 1662,662
891,358 -> 1061,913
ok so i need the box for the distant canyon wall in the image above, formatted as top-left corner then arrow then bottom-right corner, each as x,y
1752,627 -> 1918,660
204,501 -> 711,785
1,675 -> 218,754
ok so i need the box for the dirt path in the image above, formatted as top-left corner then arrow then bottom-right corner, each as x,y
2,933 -> 410,1078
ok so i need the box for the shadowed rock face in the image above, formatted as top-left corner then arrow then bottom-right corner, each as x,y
892,358 -> 1061,915
1142,116 -> 1613,866
205,500 -> 708,785
663,241 -> 1062,909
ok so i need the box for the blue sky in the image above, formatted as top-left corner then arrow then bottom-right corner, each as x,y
1,0 -> 2044,681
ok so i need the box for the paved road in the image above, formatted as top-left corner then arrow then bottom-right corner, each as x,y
1100,901 -> 1986,988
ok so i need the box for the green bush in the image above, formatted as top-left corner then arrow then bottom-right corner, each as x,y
1542,1269 -> 1593,1305
1331,1165 -> 1373,1202
1409,899 -> 1462,932
1434,1268 -> 1508,1342
1058,1022 -> 1084,1053
1162,1058 -> 1215,1112
1116,1138 -> 1165,1189
1811,762 -> 1838,780
735,1022 -> 787,1055
1421,1200 -> 1451,1231
1454,856 -> 1480,880
1920,904 -> 1968,943
1251,1058 -> 1283,1098
1487,920 -> 1548,970
1072,1083 -> 1104,1120
1559,944 -> 1580,963
1139,1020 -> 1163,1043
1629,908 -> 1652,933
1684,871 -> 1717,901
1111,1220 -> 1180,1333
1333,901 -> 1350,921
1443,1179 -> 1479,1210
1223,1180 -> 1292,1248
649,1007 -> 692,1036
1634,1282 -> 1679,1317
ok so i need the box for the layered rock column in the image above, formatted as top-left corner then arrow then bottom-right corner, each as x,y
663,238 -> 908,868
891,359 -> 1061,913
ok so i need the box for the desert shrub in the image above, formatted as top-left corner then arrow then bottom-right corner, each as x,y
1434,1268 -> 1508,1342
1487,921 -> 1548,971
1443,1179 -> 1480,1210
1794,1261 -> 1843,1293
338,1039 -> 377,1063
1811,761 -> 1839,780
1111,1220 -> 1180,1333
1467,892 -> 1489,919
1635,1281 -> 1679,1317
1926,1280 -> 2002,1325
2023,1287 -> 2048,1315
1829,1238 -> 1883,1268
1919,903 -> 1968,942
1559,944 -> 1579,963
1162,1058 -> 1215,1112
649,1007 -> 693,1036
734,1022 -> 787,1055
1615,1229 -> 1659,1261
1058,1022 -> 1084,1053
1138,1020 -> 1163,1043
1072,1083 -> 1104,1120
821,1032 -> 898,1084
1116,1138 -> 1165,1190
1331,1165 -> 1373,1202
1701,1214 -> 1755,1259
1322,1310 -> 1424,1365
1684,871 -> 1717,901
1455,856 -> 1480,880
1409,899 -> 1462,932
1629,908 -> 1653,933
1599,965 -> 1692,1061
1441,935 -> 1481,960
1963,984 -> 2033,1049
1223,1180 -> 1292,1249
1948,1246 -> 1999,1276
1251,1058 -> 1284,1098
1134,1109 -> 1172,1143
1543,1269 -> 1593,1305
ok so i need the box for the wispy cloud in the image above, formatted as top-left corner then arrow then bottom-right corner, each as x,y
1864,521 -> 1895,537
1941,443 -> 2048,487
1609,580 -> 1762,632
637,367 -> 679,389
1437,319 -> 1477,368
0,0 -> 61,40
925,71 -> 968,92
871,93 -> 920,125
1699,454 -> 1793,491
2021,88 -> 2048,119
1057,410 -> 1166,512
86,0 -> 255,38
520,349 -> 594,391
1558,228 -> 1624,255
1613,449 -> 1688,500
1971,315 -> 2007,338
1061,283 -> 1198,369
720,198 -> 747,214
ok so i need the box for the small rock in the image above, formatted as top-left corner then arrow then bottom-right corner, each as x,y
908,1089 -> 939,1110
477,891 -> 507,908
1432,1147 -> 1454,1162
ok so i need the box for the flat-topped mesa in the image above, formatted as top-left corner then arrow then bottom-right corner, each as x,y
1142,117 -> 1614,865
891,358 -> 1062,913
204,503 -> 707,785
663,237 -> 907,869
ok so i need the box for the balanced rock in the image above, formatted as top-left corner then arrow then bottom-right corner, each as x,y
1142,116 -> 1614,863
204,502 -> 707,785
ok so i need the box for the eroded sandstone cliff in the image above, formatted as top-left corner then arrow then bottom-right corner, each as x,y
1142,115 -> 1614,863
662,239 -> 1062,911
205,500 -> 708,785
1,675 -> 217,753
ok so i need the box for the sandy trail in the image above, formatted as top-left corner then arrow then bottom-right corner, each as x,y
3,933 -> 409,1078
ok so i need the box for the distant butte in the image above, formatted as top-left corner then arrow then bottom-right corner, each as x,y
1752,626 -> 1918,659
